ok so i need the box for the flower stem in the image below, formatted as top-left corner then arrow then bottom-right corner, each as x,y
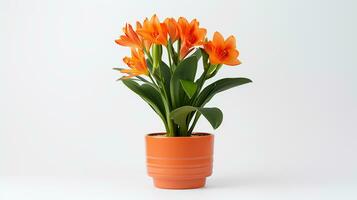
147,74 -> 168,131
176,40 -> 181,63
158,81 -> 175,136
188,67 -> 210,134
148,74 -> 159,90
188,112 -> 200,134
167,41 -> 173,68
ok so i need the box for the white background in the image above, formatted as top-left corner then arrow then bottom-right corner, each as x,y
1,0 -> 357,199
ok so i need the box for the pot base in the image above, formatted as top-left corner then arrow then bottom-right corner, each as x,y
153,178 -> 206,189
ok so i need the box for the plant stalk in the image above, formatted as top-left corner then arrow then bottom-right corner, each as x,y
159,82 -> 175,136
187,67 -> 210,134
167,40 -> 173,69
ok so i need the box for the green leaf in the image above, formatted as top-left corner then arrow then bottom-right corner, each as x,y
170,106 -> 196,133
170,106 -> 223,132
207,64 -> 217,75
195,78 -> 252,107
170,56 -> 198,108
191,48 -> 202,60
146,59 -> 153,74
180,80 -> 197,98
206,64 -> 222,79
135,76 -> 150,83
158,61 -> 171,95
122,79 -> 166,124
200,48 -> 209,69
112,67 -> 124,71
198,107 -> 223,129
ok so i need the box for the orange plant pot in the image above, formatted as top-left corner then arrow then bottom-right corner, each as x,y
145,133 -> 214,189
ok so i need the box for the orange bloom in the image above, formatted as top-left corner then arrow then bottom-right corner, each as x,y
120,48 -> 149,79
136,14 -> 168,45
135,21 -> 152,51
115,24 -> 142,49
178,17 -> 207,59
164,18 -> 179,42
203,32 -> 241,66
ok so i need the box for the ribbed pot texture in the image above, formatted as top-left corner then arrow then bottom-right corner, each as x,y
145,133 -> 214,189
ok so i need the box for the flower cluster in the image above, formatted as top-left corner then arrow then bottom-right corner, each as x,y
114,15 -> 250,137
115,14 -> 241,79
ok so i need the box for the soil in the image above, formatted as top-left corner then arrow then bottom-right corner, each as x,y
147,133 -> 211,137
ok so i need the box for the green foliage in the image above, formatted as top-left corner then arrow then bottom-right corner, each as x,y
170,56 -> 198,109
152,44 -> 162,72
122,79 -> 168,130
158,61 -> 171,98
117,46 -> 252,137
180,80 -> 197,99
171,106 -> 223,136
195,78 -> 252,107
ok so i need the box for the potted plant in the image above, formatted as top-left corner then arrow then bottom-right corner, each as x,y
114,14 -> 252,189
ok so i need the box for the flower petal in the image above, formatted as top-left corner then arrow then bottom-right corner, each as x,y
213,32 -> 224,47
224,35 -> 236,49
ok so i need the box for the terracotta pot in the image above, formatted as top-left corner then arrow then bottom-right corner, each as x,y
145,133 -> 214,189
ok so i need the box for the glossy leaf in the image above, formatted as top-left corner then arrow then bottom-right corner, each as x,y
171,106 -> 223,131
112,67 -> 125,71
200,48 -> 209,69
122,79 -> 166,124
159,61 -> 171,96
180,80 -> 197,98
198,107 -> 223,129
146,59 -> 153,74
191,48 -> 202,60
170,56 -> 198,108
195,78 -> 252,107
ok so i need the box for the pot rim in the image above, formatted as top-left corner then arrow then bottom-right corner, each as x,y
146,132 -> 213,138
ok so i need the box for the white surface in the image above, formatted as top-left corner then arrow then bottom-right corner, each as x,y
1,0 -> 357,199
0,175 -> 356,200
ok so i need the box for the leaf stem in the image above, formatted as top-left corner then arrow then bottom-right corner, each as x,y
187,66 -> 210,134
191,65 -> 209,104
188,112 -> 200,134
143,47 -> 153,63
158,81 -> 175,136
176,40 -> 181,63
152,61 -> 175,136
167,41 -> 173,69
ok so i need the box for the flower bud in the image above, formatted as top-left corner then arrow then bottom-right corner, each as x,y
152,44 -> 162,72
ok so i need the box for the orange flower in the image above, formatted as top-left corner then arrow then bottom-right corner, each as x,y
164,18 -> 179,42
203,32 -> 241,66
135,21 -> 152,51
115,24 -> 142,49
120,48 -> 149,79
136,14 -> 168,45
178,17 -> 207,59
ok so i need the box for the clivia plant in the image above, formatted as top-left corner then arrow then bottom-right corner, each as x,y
114,15 -> 251,189
114,14 -> 251,137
